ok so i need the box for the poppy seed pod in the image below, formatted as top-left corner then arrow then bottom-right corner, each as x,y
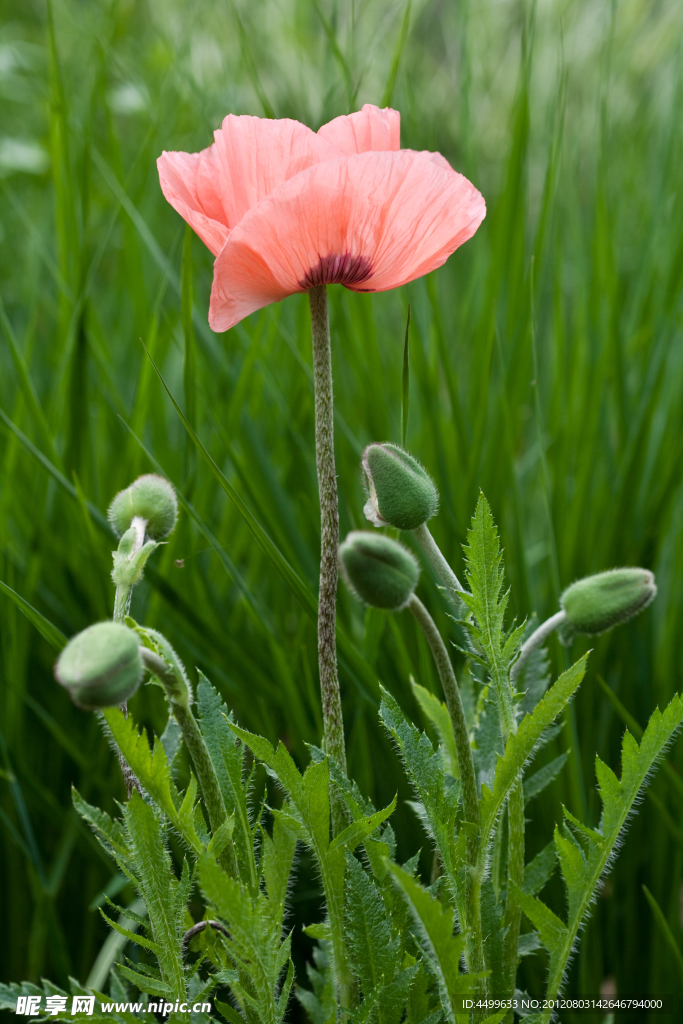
339,531 -> 419,610
560,568 -> 657,637
55,622 -> 144,710
108,474 -> 178,541
362,443 -> 439,531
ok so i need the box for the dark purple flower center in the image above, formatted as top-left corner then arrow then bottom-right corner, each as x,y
300,252 -> 373,290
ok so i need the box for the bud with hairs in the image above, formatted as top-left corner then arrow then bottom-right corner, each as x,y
560,568 -> 657,639
55,622 -> 143,710
339,531 -> 419,610
362,443 -> 438,531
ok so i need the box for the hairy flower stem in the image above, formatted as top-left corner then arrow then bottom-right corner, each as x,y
309,285 -> 347,833
414,522 -> 466,599
140,648 -> 239,879
113,516 -> 147,623
113,517 -> 147,796
510,609 -> 567,685
408,594 -> 486,989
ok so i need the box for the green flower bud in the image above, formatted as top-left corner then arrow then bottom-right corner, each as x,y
55,622 -> 143,710
108,474 -> 178,540
560,568 -> 657,637
362,443 -> 439,531
339,531 -> 419,610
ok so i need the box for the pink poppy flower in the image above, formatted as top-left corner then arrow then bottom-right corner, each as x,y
158,104 -> 485,332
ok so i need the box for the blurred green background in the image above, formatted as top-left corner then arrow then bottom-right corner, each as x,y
1,0 -> 683,1016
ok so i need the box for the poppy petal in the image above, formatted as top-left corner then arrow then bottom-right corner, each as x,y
317,104 -> 400,154
157,149 -> 231,257
208,149 -> 485,332
206,115 -> 341,230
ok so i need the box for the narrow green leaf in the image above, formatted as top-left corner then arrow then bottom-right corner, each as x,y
139,340 -> 317,617
0,578 -> 67,650
228,722 -> 304,803
642,885 -> 683,982
381,1 -> 413,109
523,753 -> 569,802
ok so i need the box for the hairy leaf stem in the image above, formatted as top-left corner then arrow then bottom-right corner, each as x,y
407,593 -> 485,985
309,285 -> 347,835
510,609 -> 567,685
140,648 -> 239,879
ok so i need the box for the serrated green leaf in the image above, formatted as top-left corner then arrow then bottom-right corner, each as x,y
387,861 -> 479,1024
98,910 -> 161,955
72,788 -> 130,863
509,884 -> 568,955
197,676 -> 257,888
114,964 -> 170,998
215,998 -> 247,1024
345,855 -> 396,998
460,494 -> 524,720
553,826 -> 586,921
517,694 -> 683,1014
517,932 -> 542,958
262,813 -> 297,934
229,722 -> 304,803
103,708 -> 202,856
479,654 -> 589,847
411,679 -> 459,779
123,792 -> 186,1001
379,687 -> 463,911
329,796 -> 397,855
276,959 -> 295,1020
